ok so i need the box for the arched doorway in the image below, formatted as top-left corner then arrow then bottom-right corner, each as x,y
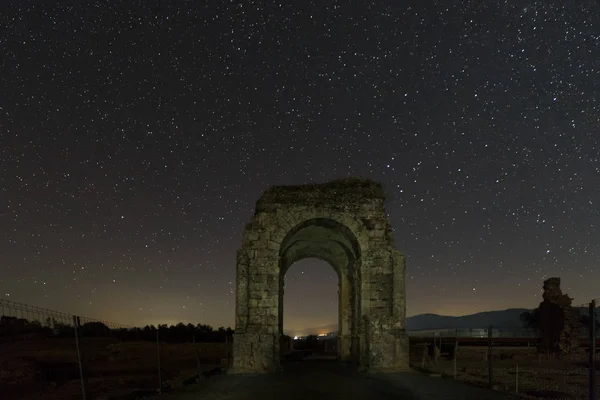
230,179 -> 409,373
281,259 -> 338,357
278,218 -> 361,363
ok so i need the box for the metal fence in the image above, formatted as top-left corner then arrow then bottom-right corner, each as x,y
409,300 -> 599,400
0,298 -> 232,400
408,328 -> 540,338
408,327 -> 595,339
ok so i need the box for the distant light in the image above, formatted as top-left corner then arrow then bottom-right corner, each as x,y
293,336 -> 298,340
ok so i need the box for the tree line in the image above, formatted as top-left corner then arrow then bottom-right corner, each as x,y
0,315 -> 233,343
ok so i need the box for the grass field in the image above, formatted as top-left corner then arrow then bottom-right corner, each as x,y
0,336 -> 228,400
3,335 -> 597,399
410,343 -> 598,399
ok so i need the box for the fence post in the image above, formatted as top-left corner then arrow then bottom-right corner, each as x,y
193,331 -> 201,377
515,364 -> 519,394
453,339 -> 458,379
73,316 -> 88,400
226,335 -> 230,366
590,300 -> 597,400
228,334 -> 233,366
156,329 -> 162,394
488,325 -> 493,389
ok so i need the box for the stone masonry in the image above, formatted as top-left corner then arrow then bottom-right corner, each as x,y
230,178 -> 409,373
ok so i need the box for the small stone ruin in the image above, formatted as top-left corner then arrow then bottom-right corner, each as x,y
539,277 -> 581,354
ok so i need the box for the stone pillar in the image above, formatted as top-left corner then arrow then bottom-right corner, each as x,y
357,258 -> 369,369
391,250 -> 409,370
360,315 -> 370,371
361,250 -> 408,372
234,250 -> 249,331
339,267 -> 353,361
363,251 -> 409,372
351,261 -> 361,365
230,258 -> 281,373
351,334 -> 360,364
392,251 -> 407,325
279,275 -> 285,362
230,332 -> 279,373
338,335 -> 352,361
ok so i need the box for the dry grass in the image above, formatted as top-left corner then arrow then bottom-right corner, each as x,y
0,337 -> 228,400
410,344 -> 598,399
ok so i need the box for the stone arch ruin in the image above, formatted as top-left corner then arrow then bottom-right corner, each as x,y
231,178 -> 408,373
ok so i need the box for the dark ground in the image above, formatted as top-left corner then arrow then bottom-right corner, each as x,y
156,351 -> 516,400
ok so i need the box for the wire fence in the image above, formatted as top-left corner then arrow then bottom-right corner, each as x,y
409,300 -> 599,400
3,297 -> 597,399
0,298 -> 233,400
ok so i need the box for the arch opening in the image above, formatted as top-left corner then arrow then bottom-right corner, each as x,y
282,259 -> 338,355
278,218 -> 361,364
279,218 -> 361,262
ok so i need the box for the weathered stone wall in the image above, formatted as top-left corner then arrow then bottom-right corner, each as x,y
231,178 -> 408,373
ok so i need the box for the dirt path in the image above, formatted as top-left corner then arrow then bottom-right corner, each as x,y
157,356 -> 515,400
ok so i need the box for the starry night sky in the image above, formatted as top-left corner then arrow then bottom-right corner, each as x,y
1,1 -> 599,333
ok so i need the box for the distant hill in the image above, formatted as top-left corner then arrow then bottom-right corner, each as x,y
405,308 -> 531,331
406,307 -> 593,330
292,306 -> 594,334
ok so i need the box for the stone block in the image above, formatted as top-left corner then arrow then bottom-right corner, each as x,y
255,249 -> 274,259
248,289 -> 267,300
362,299 -> 371,310
245,231 -> 259,241
381,263 -> 392,274
230,333 -> 281,373
283,213 -> 299,228
267,240 -> 280,250
258,298 -> 277,308
370,299 -> 389,309
249,279 -> 265,290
